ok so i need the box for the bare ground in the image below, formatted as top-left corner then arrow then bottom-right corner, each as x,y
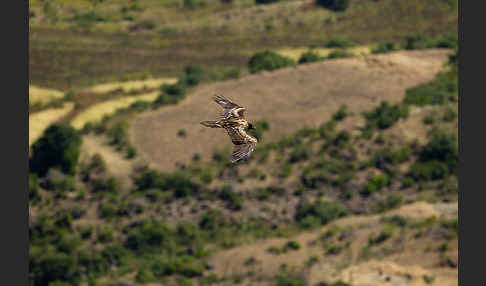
206,201 -> 457,286
130,49 -> 451,171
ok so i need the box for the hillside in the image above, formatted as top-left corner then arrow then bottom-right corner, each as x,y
131,49 -> 451,171
28,1 -> 458,286
29,46 -> 458,286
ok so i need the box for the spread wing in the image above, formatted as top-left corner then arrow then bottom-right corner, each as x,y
213,95 -> 246,119
224,126 -> 257,163
231,141 -> 256,163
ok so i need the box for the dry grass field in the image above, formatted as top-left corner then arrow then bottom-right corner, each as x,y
131,49 -> 451,171
70,91 -> 159,129
29,102 -> 75,146
29,85 -> 64,105
84,77 -> 177,94
276,45 -> 372,61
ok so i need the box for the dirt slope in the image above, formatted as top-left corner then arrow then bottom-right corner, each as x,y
207,201 -> 457,286
130,49 -> 451,171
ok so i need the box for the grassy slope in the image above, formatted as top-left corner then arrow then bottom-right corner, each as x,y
29,0 -> 457,89
29,48 -> 458,285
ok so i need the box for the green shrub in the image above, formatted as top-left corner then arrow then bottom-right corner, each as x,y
420,131 -> 458,171
30,252 -> 82,286
364,101 -> 409,130
125,220 -> 172,253
403,34 -> 433,50
255,0 -> 279,4
327,49 -> 352,59
374,194 -> 404,213
332,131 -> 351,147
332,105 -> 348,121
99,203 -> 117,219
163,81 -> 186,97
372,42 -> 398,54
135,170 -> 200,198
30,124 -> 82,176
404,68 -> 457,106
289,144 -> 311,163
409,161 -> 449,181
108,121 -> 129,150
361,174 -> 389,196
368,225 -> 394,245
29,173 -> 40,201
276,270 -> 307,286
324,35 -> 355,48
182,65 -> 205,86
284,241 -> 301,251
298,51 -> 322,64
98,226 -> 114,243
442,108 -> 457,122
184,0 -> 207,9
130,100 -> 151,112
317,0 -> 350,11
248,50 -> 295,74
434,33 -> 458,49
219,185 -> 243,210
295,200 -> 348,227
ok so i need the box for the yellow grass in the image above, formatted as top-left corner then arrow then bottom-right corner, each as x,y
70,92 -> 160,130
29,85 -> 64,105
276,45 -> 372,61
29,102 -> 75,146
85,78 -> 178,94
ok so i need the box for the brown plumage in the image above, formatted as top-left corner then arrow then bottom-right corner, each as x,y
201,95 -> 258,163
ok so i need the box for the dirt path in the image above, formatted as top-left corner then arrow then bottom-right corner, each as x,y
130,49 -> 451,171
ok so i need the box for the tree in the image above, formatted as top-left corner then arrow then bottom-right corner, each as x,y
30,124 -> 82,177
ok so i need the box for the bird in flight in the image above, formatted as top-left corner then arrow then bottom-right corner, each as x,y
201,95 -> 258,163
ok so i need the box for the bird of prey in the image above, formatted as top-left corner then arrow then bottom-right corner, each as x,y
201,95 -> 258,163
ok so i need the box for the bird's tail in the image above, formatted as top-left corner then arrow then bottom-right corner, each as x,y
200,120 -> 222,128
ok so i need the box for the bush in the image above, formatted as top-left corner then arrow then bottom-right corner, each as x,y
219,185 -> 243,210
332,105 -> 348,121
361,174 -> 389,196
184,0 -> 207,9
403,34 -> 433,50
404,69 -> 457,106
29,173 -> 40,201
99,203 -> 117,219
317,0 -> 351,11
255,0 -> 279,4
108,121 -> 129,150
135,170 -> 200,198
420,131 -> 458,171
442,108 -> 457,122
324,35 -> 355,48
182,65 -> 205,86
364,101 -> 409,130
295,200 -> 348,228
248,50 -> 295,74
409,161 -> 450,181
276,270 -> 307,286
30,124 -> 82,177
327,49 -> 352,59
289,144 -> 311,163
372,42 -> 397,54
298,51 -> 322,64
